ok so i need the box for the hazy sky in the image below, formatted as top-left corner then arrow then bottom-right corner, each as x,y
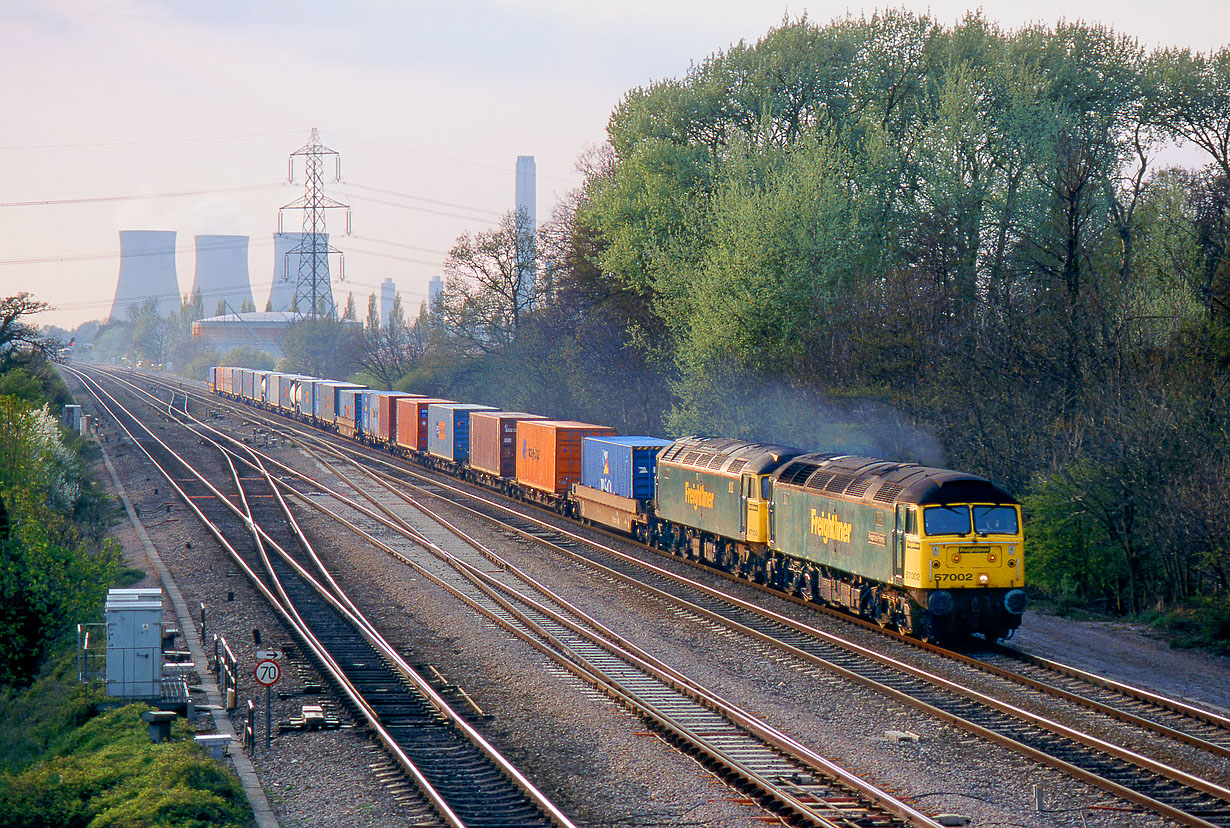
2,0 -> 1226,330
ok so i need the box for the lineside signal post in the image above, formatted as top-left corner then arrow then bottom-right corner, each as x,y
254,658 -> 281,749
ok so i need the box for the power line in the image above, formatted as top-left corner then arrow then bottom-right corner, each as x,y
0,130 -> 302,151
347,192 -> 501,225
334,133 -> 581,186
343,182 -> 502,217
343,246 -> 443,268
349,234 -> 449,256
0,236 -> 275,267
0,181 -> 284,208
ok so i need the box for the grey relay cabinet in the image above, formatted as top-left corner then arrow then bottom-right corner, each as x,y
105,588 -> 163,698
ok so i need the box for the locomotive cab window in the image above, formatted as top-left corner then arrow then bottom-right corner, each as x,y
904,507 -> 917,535
761,476 -> 772,500
923,505 -> 971,536
973,505 -> 1018,535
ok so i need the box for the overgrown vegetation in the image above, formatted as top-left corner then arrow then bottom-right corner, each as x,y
0,699 -> 250,828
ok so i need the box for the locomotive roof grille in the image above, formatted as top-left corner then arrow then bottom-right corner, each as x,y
821,473 -> 858,495
845,478 -> 875,498
872,482 -> 904,503
779,461 -> 821,487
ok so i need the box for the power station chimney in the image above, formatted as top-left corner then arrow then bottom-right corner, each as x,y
379,277 -> 395,326
192,235 -> 253,316
109,230 -> 180,323
514,155 -> 536,309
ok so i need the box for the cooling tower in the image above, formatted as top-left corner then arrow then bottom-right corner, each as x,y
108,230 -> 181,323
268,232 -> 330,313
191,235 -> 253,316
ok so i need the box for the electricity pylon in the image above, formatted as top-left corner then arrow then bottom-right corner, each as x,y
278,128 -> 351,320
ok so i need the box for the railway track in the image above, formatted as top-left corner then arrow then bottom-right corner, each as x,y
101,367 -> 1230,826
309,438 -> 1230,828
68,366 -> 573,828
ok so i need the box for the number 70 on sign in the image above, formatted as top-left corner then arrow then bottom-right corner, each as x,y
254,659 -> 281,686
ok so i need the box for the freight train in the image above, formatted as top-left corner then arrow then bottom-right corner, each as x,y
208,366 -> 1028,641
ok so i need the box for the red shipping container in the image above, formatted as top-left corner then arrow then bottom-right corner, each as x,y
395,397 -> 454,452
470,412 -> 545,478
375,393 -> 420,446
516,420 -> 615,494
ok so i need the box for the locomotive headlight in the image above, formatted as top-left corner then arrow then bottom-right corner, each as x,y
978,573 -> 989,584
951,552 -> 961,563
988,553 -> 996,562
1009,558 -> 1017,567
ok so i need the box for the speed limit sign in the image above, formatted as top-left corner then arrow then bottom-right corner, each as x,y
254,658 -> 281,687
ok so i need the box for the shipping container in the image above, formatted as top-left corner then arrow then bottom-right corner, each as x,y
241,368 -> 255,402
427,403 -> 496,463
256,371 -> 278,406
581,436 -> 673,501
516,420 -> 615,495
318,383 -> 364,430
296,378 -> 317,419
208,366 -> 217,393
337,387 -> 365,439
369,393 -> 418,447
394,397 -> 453,453
276,374 -> 306,413
470,411 -> 545,478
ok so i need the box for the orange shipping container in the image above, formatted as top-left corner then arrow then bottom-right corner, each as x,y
516,420 -> 615,494
395,397 -> 454,452
376,393 -> 420,446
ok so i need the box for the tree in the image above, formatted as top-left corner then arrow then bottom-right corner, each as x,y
342,292 -> 357,321
278,319 -> 360,379
0,294 -> 60,372
434,211 -> 539,353
356,292 -> 423,389
1155,46 -> 1230,179
0,396 -> 117,686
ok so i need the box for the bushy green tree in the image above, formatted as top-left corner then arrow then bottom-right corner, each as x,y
0,396 -> 117,686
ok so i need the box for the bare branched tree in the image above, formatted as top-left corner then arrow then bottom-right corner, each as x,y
356,291 -> 426,388
434,210 -> 538,353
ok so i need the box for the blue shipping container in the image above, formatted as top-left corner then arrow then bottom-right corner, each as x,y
581,436 -> 673,501
326,383 -> 364,424
427,403 -> 496,462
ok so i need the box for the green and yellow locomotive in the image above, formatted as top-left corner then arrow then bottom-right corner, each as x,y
653,437 -> 1027,641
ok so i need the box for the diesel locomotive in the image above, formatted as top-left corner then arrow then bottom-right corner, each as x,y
209,366 -> 1028,641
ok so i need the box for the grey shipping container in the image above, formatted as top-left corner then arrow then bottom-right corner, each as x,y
470,411 -> 544,478
581,436 -> 673,501
427,403 -> 496,463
